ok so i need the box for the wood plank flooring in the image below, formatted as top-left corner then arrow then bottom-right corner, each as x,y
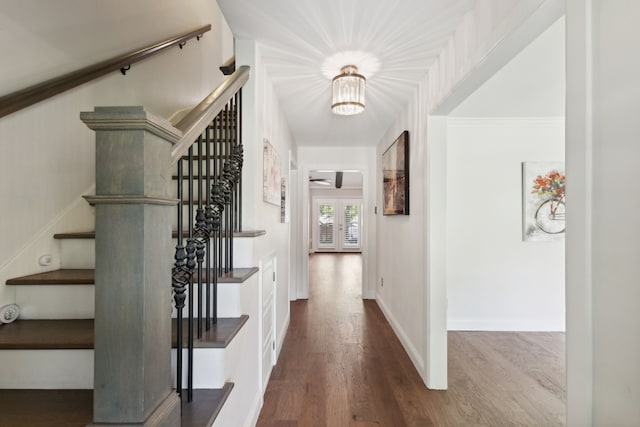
256,253 -> 566,427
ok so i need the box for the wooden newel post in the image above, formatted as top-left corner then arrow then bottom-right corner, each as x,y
81,107 -> 182,426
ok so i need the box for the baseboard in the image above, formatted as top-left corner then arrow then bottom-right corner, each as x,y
375,295 -> 425,374
448,318 -> 566,332
244,389 -> 263,427
276,311 -> 290,359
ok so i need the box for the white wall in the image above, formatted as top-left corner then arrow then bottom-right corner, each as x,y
376,92 -> 429,380
0,0 -> 233,307
374,0 -> 564,390
566,1 -> 640,425
446,118 -> 565,331
236,39 -> 296,400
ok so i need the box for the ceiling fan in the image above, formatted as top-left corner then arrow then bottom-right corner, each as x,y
309,171 -> 343,188
308,177 -> 331,186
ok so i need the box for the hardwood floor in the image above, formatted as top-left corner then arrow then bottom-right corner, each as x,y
256,253 -> 566,426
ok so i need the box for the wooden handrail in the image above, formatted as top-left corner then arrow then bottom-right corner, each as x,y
171,65 -> 250,164
0,25 -> 212,119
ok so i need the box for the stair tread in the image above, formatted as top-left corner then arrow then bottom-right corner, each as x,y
0,389 -> 92,427
182,382 -> 234,427
0,384 -> 234,427
0,319 -> 94,349
0,316 -> 249,350
174,315 -> 249,348
54,229 -> 266,239
6,267 -> 260,285
6,269 -> 94,285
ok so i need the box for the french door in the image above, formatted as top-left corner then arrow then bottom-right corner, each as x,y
315,198 -> 361,252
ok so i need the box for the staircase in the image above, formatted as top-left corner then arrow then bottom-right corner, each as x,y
0,66 -> 266,426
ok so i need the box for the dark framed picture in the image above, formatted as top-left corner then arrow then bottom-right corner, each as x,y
382,130 -> 409,215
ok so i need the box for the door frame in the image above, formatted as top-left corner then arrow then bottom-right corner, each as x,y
297,151 -> 376,301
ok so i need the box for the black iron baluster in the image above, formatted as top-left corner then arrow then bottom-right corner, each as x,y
228,98 -> 235,271
194,135 -> 209,340
238,88 -> 243,232
205,125 -> 213,329
186,147 -> 196,402
172,160 -> 188,399
216,114 -> 223,275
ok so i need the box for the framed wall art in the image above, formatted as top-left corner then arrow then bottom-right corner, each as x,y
382,130 -> 410,215
522,161 -> 565,241
280,176 -> 289,223
263,138 -> 281,206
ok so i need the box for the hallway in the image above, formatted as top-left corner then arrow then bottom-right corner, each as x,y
256,253 -> 565,426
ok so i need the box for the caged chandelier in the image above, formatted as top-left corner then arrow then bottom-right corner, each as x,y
331,65 -> 366,115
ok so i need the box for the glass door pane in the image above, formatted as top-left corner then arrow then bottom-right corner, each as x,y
342,203 -> 360,249
317,203 -> 336,249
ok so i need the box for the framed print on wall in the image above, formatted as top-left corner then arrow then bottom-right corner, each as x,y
263,138 -> 281,206
382,130 -> 410,215
522,161 -> 565,241
280,176 -> 289,223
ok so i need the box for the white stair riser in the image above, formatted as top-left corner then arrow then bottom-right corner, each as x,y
171,348 -> 225,389
59,237 -> 254,269
170,282 -> 242,319
0,350 -> 93,389
0,348 -> 229,389
15,281 -> 241,320
15,285 -> 94,319
60,240 -> 95,269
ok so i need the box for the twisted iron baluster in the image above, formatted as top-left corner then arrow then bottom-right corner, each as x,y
211,183 -> 225,320
185,147 -> 196,402
220,162 -> 233,273
172,161 -> 189,399
193,136 -> 212,339
205,124 -> 213,329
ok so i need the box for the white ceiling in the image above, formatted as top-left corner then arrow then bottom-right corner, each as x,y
217,0 -> 476,147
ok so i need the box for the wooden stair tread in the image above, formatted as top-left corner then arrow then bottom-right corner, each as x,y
194,267 -> 259,283
174,315 -> 249,348
6,267 -> 259,286
0,316 -> 248,350
0,389 -> 93,427
5,269 -> 94,285
0,319 -> 94,349
54,229 -> 266,239
0,384 -> 233,427
182,383 -> 234,427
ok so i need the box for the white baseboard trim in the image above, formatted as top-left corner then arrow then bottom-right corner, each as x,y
276,311 -> 290,359
448,318 -> 566,332
375,295 -> 425,374
243,390 -> 263,427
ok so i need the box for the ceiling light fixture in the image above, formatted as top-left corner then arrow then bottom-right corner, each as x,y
331,65 -> 365,116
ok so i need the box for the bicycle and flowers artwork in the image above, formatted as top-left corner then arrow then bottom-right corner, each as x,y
522,162 -> 565,241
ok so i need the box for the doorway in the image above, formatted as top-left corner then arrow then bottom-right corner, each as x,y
302,169 -> 365,299
424,15 -> 567,390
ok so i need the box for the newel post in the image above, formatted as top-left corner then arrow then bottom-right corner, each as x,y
81,107 -> 181,427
